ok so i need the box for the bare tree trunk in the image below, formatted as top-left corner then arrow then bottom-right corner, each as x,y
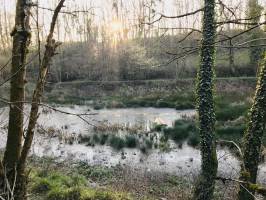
238,54 -> 266,200
193,0 -> 218,199
1,0 -> 31,199
1,1 -> 64,199
229,39 -> 235,74
18,0 -> 65,177
2,0 -> 31,191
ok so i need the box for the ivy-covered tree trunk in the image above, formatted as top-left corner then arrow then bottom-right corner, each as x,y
238,54 -> 266,200
1,0 -> 31,199
246,0 -> 264,72
193,0 -> 218,199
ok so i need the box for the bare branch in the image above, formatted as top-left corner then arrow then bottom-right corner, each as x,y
144,7 -> 204,25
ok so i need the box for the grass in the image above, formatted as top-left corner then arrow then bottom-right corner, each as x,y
119,92 -> 196,110
216,103 -> 250,121
125,135 -> 138,148
30,170 -> 132,200
163,120 -> 199,146
79,132 -> 155,152
109,135 -> 126,150
75,161 -> 115,181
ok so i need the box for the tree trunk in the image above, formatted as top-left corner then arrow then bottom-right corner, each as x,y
238,54 -> 266,200
18,0 -> 65,175
1,0 -> 31,198
193,0 -> 218,199
229,39 -> 235,75
1,0 -> 64,199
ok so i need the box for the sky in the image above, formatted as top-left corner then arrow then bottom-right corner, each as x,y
1,0 -> 265,42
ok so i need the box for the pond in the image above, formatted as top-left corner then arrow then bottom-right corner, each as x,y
0,106 -> 265,183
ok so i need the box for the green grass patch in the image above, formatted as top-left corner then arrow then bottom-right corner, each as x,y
30,170 -> 131,200
216,103 -> 249,121
109,135 -> 126,150
163,120 -> 198,145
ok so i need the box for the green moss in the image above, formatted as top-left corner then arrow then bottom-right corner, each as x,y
30,170 -> 131,200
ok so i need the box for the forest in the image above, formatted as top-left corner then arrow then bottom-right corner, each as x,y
0,0 -> 265,200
